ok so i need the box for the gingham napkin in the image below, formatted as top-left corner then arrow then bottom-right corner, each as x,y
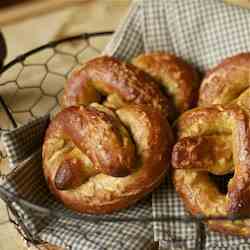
105,0 -> 250,249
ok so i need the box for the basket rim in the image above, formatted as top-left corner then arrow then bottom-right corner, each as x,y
1,182 -> 250,223
0,31 -> 114,128
0,31 -> 114,75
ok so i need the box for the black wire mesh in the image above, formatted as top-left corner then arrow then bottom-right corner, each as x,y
0,31 -> 113,128
0,31 -> 249,250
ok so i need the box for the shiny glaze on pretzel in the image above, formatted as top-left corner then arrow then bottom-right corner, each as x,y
63,56 -> 174,120
43,103 -> 173,213
172,105 -> 250,236
133,52 -> 199,115
199,52 -> 250,115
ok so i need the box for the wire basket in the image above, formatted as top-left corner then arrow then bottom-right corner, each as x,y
0,31 -> 250,250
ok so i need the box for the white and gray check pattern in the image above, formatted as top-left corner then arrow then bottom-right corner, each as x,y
1,114 -> 49,168
104,1 -> 143,60
2,0 -> 250,249
141,1 -> 250,249
152,178 -> 197,250
107,0 -> 250,249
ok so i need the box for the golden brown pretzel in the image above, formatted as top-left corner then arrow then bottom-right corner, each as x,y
63,56 -> 174,120
132,52 -> 199,115
199,53 -> 250,114
172,105 -> 250,236
43,103 -> 173,213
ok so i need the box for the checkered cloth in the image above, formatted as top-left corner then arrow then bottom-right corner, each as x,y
1,115 -> 50,168
2,0 -> 250,249
106,0 -> 250,249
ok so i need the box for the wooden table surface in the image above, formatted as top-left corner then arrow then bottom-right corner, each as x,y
225,0 -> 250,8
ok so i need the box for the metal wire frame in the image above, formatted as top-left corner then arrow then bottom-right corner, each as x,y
0,31 -> 114,129
2,184 -> 250,223
0,31 -> 249,250
0,31 -> 115,250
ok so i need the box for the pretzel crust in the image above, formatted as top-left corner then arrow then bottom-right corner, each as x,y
133,52 -> 199,115
172,105 -> 250,236
63,56 -> 174,120
43,104 -> 173,213
199,53 -> 250,112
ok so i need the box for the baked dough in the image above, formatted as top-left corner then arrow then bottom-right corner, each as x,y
63,55 -> 174,120
43,103 -> 173,213
172,105 -> 250,236
199,53 -> 250,116
133,52 -> 199,115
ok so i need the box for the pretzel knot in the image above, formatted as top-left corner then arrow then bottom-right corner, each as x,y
63,54 -> 199,121
172,105 -> 250,236
43,54 -> 198,213
62,55 -> 174,120
43,103 -> 173,213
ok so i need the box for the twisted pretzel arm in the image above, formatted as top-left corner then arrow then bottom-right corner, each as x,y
133,52 -> 199,115
63,56 -> 174,120
172,135 -> 233,175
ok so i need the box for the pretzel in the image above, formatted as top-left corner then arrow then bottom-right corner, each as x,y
199,53 -> 250,115
133,52 -> 199,115
172,105 -> 250,236
63,55 -> 174,121
43,103 -> 173,213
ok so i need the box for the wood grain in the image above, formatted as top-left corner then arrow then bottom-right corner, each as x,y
224,0 -> 250,8
0,0 -> 89,26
